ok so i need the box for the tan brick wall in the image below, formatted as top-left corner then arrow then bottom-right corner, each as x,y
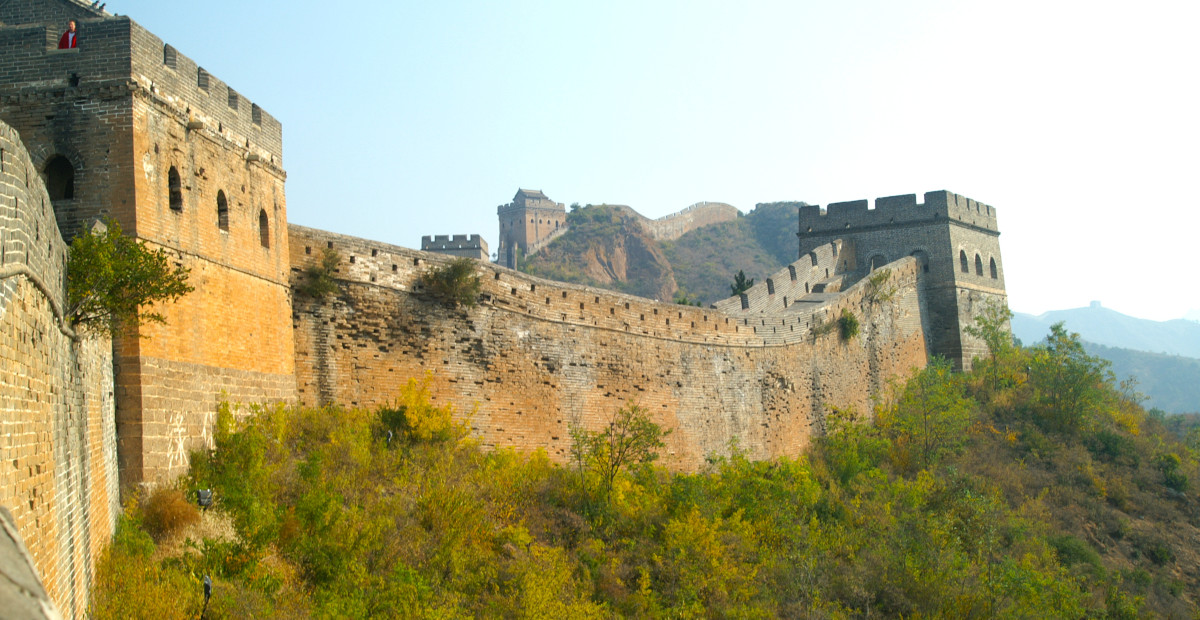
1,120 -> 119,620
291,225 -> 927,469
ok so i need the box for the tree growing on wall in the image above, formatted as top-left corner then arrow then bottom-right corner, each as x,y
419,257 -> 482,308
298,247 -> 341,299
729,270 -> 754,297
66,219 -> 193,334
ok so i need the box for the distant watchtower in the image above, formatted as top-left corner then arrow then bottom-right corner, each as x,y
496,188 -> 566,268
797,190 -> 1006,369
1,0 -> 297,485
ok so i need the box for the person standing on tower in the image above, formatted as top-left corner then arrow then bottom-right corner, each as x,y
58,20 -> 78,49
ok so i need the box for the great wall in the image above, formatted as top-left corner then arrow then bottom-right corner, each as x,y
0,1 -> 1005,615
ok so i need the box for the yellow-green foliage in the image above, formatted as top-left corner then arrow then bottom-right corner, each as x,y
94,325 -> 1200,617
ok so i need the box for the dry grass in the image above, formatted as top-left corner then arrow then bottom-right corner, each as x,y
141,487 -> 200,541
153,509 -> 238,562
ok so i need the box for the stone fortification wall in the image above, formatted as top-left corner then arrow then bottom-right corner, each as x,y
711,239 -> 853,316
610,201 -> 740,241
0,120 -> 119,619
290,224 -> 927,469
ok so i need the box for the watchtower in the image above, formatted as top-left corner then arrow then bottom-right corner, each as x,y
495,188 -> 566,268
797,190 -> 1006,369
0,0 -> 297,485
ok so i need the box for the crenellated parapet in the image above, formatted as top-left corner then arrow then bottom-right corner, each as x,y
799,190 -> 998,235
422,234 -> 489,260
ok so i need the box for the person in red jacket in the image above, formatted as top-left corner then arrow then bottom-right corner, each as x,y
58,20 -> 77,49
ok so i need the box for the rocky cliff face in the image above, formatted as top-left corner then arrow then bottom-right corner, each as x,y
524,206 -> 678,301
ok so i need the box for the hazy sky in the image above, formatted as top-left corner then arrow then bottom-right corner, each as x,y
107,1 -> 1199,321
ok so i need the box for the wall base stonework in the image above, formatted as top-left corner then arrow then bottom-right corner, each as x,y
114,354 -> 297,485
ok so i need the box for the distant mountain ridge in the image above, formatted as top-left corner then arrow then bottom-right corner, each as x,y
1078,342 -> 1200,414
1013,303 -> 1200,359
522,201 -> 801,306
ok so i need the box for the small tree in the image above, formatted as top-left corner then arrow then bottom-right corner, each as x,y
66,219 -> 193,334
729,270 -> 754,297
838,308 -> 859,340
1028,323 -> 1113,434
881,357 -> 974,471
570,402 -> 668,505
419,257 -> 482,308
298,247 -> 341,299
965,300 -> 1015,381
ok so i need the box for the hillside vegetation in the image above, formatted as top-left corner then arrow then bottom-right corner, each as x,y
93,320 -> 1200,618
523,202 -> 803,306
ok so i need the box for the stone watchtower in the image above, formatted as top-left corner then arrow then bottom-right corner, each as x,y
0,0 -> 297,485
495,188 -> 566,268
797,190 -> 1006,369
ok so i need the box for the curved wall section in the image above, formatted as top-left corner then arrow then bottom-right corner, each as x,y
0,120 -> 118,619
290,224 -> 927,470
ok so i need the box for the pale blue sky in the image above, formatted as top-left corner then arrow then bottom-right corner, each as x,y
108,1 -> 1199,321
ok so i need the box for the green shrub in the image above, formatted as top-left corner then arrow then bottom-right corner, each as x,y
1048,534 -> 1102,569
298,247 -> 341,299
419,257 -> 482,308
838,309 -> 859,341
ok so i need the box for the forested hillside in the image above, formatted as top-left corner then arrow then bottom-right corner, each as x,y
522,202 -> 803,307
93,318 -> 1200,618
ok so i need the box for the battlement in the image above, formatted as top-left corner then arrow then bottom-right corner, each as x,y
422,234 -> 489,260
0,16 -> 283,163
798,190 -> 998,235
422,234 -> 486,249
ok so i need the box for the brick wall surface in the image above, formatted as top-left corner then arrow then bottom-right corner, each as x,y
290,225 -> 928,469
0,119 -> 118,620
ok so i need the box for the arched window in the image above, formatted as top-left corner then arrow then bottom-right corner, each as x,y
44,155 -> 74,200
258,209 -> 270,248
168,166 -> 182,211
959,250 -> 969,273
809,251 -> 818,266
989,257 -> 998,279
975,253 -> 984,276
216,190 -> 229,231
